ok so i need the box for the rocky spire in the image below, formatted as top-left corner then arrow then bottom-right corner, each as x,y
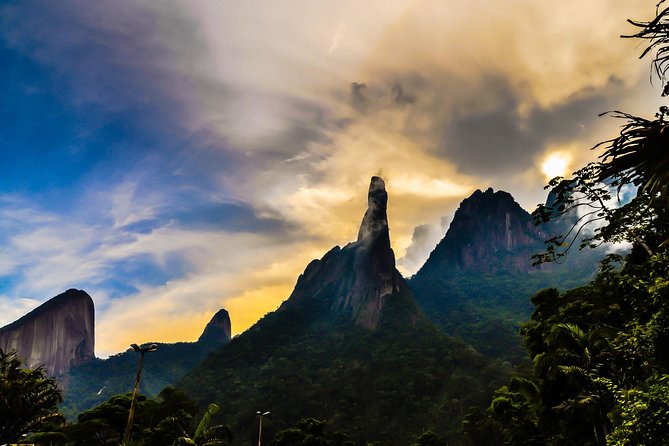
197,308 -> 232,345
357,176 -> 389,244
285,176 -> 417,330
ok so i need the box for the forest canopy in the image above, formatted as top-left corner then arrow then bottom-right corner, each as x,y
465,3 -> 669,445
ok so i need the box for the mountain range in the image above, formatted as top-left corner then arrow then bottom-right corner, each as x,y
0,289 -> 232,417
0,177 -> 604,441
177,178 -> 514,443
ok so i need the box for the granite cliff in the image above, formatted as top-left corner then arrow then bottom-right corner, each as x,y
408,187 -> 601,361
0,289 -> 95,376
418,187 -> 544,275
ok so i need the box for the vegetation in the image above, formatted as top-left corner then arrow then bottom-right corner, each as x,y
463,3 -> 669,444
0,349 -> 64,445
408,267 -> 598,363
174,403 -> 232,446
179,293 -> 510,446
62,338 -> 225,419
38,387 -> 217,446
9,4 -> 669,446
463,251 -> 669,445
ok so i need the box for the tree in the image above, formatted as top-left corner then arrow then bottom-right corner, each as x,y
466,4 -> 669,445
533,2 -> 669,264
271,419 -> 331,446
141,387 -> 199,446
174,403 -> 232,446
0,349 -> 64,444
66,393 -> 141,446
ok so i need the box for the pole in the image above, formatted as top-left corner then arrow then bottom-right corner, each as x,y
123,343 -> 156,444
124,351 -> 145,444
257,411 -> 269,446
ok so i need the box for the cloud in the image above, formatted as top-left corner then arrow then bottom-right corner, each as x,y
0,297 -> 41,327
437,77 -> 623,175
329,22 -> 348,55
0,0 -> 663,358
397,216 -> 452,276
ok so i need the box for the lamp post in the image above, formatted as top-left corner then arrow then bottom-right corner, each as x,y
257,411 -> 270,446
124,343 -> 158,444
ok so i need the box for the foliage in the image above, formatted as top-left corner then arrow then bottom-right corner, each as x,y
0,349 -> 64,444
175,403 -> 232,446
463,4 -> 669,443
272,418 -> 334,446
65,393 -> 141,445
140,387 -> 200,446
61,387 -> 205,446
607,374 -> 669,445
463,251 -> 669,445
62,338 -> 224,418
532,3 -> 669,264
408,265 -> 598,364
626,0 -> 669,97
532,158 -> 669,264
409,429 -> 447,446
179,295 -> 510,446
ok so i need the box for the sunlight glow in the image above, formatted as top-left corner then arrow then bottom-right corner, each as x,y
541,152 -> 572,180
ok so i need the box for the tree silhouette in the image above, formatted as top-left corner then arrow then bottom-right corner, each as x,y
533,2 -> 669,263
0,349 -> 63,444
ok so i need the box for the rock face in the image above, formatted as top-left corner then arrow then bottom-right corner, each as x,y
198,309 -> 232,344
286,176 -> 416,329
419,187 -> 544,275
408,187 -> 602,362
0,289 -> 94,376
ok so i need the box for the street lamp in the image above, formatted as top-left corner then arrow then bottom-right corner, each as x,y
123,343 -> 158,444
256,411 -> 270,446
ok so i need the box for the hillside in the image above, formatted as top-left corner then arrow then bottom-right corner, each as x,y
178,178 -> 510,445
61,309 -> 231,418
408,188 -> 603,362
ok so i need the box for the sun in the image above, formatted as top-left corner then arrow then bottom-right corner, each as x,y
541,152 -> 572,180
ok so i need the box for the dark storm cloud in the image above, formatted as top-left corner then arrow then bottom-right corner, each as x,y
253,101 -> 335,163
349,80 -> 416,111
439,76 -> 623,175
121,201 -> 293,235
347,72 -> 630,177
172,202 -> 292,233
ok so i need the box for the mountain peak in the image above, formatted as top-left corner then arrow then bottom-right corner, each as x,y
357,176 -> 389,244
198,309 -> 232,345
469,187 -> 515,203
416,187 -> 541,275
285,176 -> 417,330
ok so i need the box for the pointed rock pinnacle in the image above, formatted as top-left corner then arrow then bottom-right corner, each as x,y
357,176 -> 389,244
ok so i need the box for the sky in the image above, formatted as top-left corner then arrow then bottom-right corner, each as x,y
0,0 -> 663,356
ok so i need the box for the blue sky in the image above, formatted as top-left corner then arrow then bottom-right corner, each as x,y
0,0 -> 661,355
